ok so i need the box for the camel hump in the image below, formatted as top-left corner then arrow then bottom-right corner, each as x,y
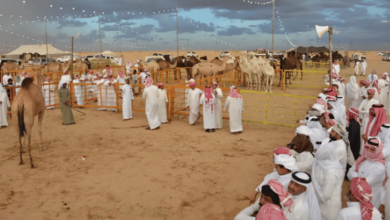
21,78 -> 33,89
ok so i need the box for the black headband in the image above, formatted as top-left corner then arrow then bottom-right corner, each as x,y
372,104 -> 384,108
367,139 -> 379,146
292,172 -> 312,184
310,117 -> 320,121
382,124 -> 390,128
329,113 -> 335,120
316,141 -> 322,145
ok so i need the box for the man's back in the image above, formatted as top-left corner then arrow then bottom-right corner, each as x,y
336,202 -> 381,220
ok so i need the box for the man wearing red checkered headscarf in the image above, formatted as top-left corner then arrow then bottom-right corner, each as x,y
347,137 -> 387,210
255,204 -> 287,220
337,177 -> 382,220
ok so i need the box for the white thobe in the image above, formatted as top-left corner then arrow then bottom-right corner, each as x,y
346,84 -> 359,109
336,202 -> 382,220
347,160 -> 386,209
255,171 -> 292,192
233,202 -> 259,220
224,96 -> 244,133
104,80 -> 117,112
200,94 -> 216,129
354,62 -> 360,75
286,193 -> 308,220
122,84 -> 134,120
116,76 -> 126,90
367,73 -> 378,85
157,89 -> 168,123
2,75 -> 11,86
358,98 -> 380,153
15,76 -> 25,94
96,79 -> 107,111
333,64 -> 340,75
383,147 -> 390,220
0,91 -> 10,126
378,79 -> 388,107
142,85 -> 161,130
338,83 -> 346,97
139,72 -> 147,84
126,63 -> 132,75
312,164 -> 343,220
60,75 -> 72,88
43,81 -> 55,109
290,150 -> 314,175
213,88 -> 223,129
361,60 -> 368,76
73,79 -> 84,106
188,88 -> 203,125
357,87 -> 367,107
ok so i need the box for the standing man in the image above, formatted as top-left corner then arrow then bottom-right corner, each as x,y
200,85 -> 216,133
73,74 -> 84,106
104,74 -> 117,112
0,84 -> 10,128
95,73 -> 107,111
43,76 -> 55,110
121,77 -> 134,121
60,70 -> 72,88
359,89 -> 380,150
224,85 -> 244,134
157,82 -> 168,124
345,76 -> 359,109
212,81 -> 223,129
332,60 -> 340,76
142,78 -> 160,130
354,60 -> 360,76
187,81 -> 203,125
361,58 -> 368,76
368,70 -> 378,86
346,107 -> 361,160
378,72 -> 389,107
2,71 -> 12,86
336,177 -> 382,220
58,81 -> 75,125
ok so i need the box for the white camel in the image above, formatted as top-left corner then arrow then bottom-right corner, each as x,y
239,57 -> 253,89
249,58 -> 262,91
258,58 -> 275,93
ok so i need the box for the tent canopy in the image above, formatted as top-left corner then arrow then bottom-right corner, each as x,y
5,44 -> 69,56
296,46 -> 329,53
100,51 -> 117,56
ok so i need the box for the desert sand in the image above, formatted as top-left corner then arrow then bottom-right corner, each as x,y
0,51 -> 389,220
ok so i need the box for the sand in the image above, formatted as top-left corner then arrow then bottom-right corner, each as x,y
0,51 -> 389,220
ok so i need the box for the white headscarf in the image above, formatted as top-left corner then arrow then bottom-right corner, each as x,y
378,123 -> 390,146
335,96 -> 347,126
0,84 -> 5,93
306,116 -> 322,130
291,172 -> 322,220
59,80 -> 68,88
346,76 -> 359,101
312,143 -> 344,203
273,154 -> 298,172
311,104 -> 325,115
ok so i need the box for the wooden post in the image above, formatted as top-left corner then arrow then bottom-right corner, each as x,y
329,27 -> 333,83
70,36 -> 74,80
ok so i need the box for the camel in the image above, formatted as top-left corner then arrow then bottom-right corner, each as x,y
258,60 -> 275,93
1,61 -> 23,72
239,57 -> 253,89
74,59 -> 89,75
176,56 -> 194,77
11,66 -> 46,168
281,54 -> 303,81
199,56 -> 208,61
143,60 -> 160,72
44,61 -> 72,73
211,56 -> 240,75
157,59 -> 178,81
192,60 -> 227,84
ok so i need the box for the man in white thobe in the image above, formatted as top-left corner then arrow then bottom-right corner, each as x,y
378,72 -> 389,107
212,81 -> 223,129
121,77 -> 134,121
336,177 -> 382,220
359,89 -> 380,150
15,71 -> 27,94
0,84 -> 10,128
142,78 -> 160,130
286,172 -> 321,220
346,76 -> 359,109
368,70 -> 378,86
361,59 -> 368,76
312,140 -> 344,220
60,70 -> 72,88
377,124 -> 390,220
104,75 -> 117,112
224,85 -> 243,134
347,137 -> 386,210
95,73 -> 107,111
329,123 -> 356,170
2,72 -> 12,86
187,81 -> 203,125
327,98 -> 342,126
200,85 -> 216,133
125,62 -> 132,75
354,61 -> 360,76
332,60 -> 340,75
249,147 -> 298,205
43,76 -> 55,110
73,75 -> 84,106
157,82 -> 168,124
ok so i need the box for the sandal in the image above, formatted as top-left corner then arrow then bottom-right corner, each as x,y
205,129 -> 210,133
211,129 -> 215,132
146,127 -> 151,130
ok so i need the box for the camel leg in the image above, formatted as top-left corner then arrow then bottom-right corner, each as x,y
27,131 -> 35,168
300,69 -> 303,80
19,135 -> 24,165
269,77 -> 273,93
38,111 -> 46,151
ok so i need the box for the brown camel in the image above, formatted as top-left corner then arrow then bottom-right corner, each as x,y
281,54 -> 303,81
192,60 -> 228,82
44,61 -> 72,73
74,59 -> 89,75
1,61 -> 22,72
176,56 -> 194,77
143,60 -> 160,72
210,56 -> 240,75
12,66 -> 46,168
157,59 -> 178,81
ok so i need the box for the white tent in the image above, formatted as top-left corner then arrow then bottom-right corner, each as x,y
5,44 -> 69,56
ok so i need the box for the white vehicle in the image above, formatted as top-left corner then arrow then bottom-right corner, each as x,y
220,51 -> 231,58
56,55 -> 82,63
186,51 -> 198,58
82,55 -> 96,61
145,56 -> 165,64
377,52 -> 386,56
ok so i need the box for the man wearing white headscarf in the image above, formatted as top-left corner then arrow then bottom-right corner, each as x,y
143,77 -> 160,130
289,126 -> 316,174
361,59 -> 368,76
327,97 -> 343,126
59,70 -> 72,88
332,60 -> 340,75
312,139 -> 344,220
354,60 -> 360,76
0,84 -> 10,127
336,96 -> 347,127
378,72 -> 389,108
346,76 -> 359,109
359,89 -> 380,150
331,123 -> 356,169
249,147 -> 298,205
212,81 -> 223,129
368,70 -> 378,86
377,123 -> 390,220
286,171 -> 321,220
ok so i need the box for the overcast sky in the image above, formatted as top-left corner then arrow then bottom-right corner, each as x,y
0,0 -> 389,53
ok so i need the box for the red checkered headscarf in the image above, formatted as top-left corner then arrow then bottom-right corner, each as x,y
347,107 -> 361,126
157,82 -> 164,88
256,204 -> 288,220
316,98 -> 327,110
366,89 -> 375,95
356,138 -> 387,186
273,147 -> 291,157
365,104 -> 388,136
204,85 -> 214,113
350,177 -> 374,220
268,179 -> 294,212
372,80 -> 381,94
145,77 -> 153,87
324,111 -> 336,126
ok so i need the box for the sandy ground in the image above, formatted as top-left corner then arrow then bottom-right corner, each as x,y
0,51 -> 389,220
